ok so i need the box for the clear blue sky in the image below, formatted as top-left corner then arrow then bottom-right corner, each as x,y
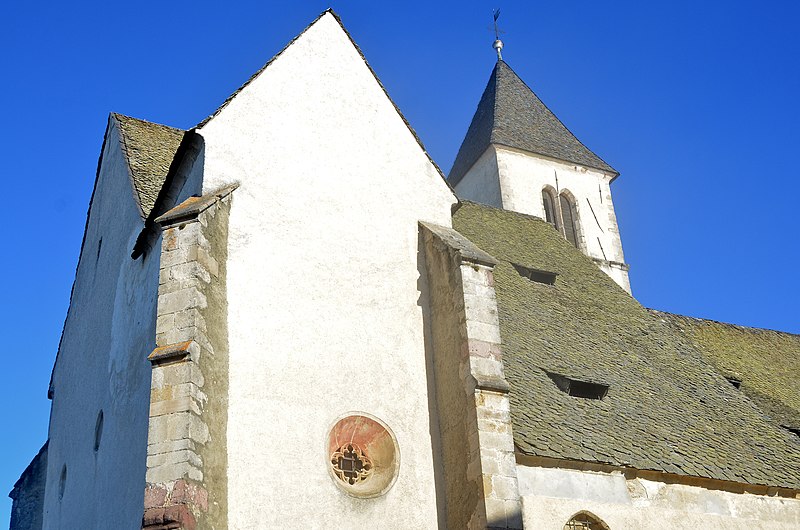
2,0 -> 798,522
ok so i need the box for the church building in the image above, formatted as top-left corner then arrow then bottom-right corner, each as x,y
9,10 -> 799,530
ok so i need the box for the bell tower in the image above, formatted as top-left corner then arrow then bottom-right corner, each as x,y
448,59 -> 631,293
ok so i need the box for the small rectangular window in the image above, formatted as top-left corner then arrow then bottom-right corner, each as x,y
513,263 -> 557,285
546,371 -> 609,400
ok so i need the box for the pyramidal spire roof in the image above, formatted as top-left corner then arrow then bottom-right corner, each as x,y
449,61 -> 617,185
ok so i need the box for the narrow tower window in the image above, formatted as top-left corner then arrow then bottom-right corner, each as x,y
94,410 -> 104,452
58,465 -> 67,500
542,189 -> 558,228
560,194 -> 580,248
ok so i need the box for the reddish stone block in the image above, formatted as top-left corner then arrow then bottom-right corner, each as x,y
170,479 -> 208,512
467,339 -> 502,360
164,504 -> 196,530
143,507 -> 165,526
143,480 -> 206,529
144,484 -> 168,509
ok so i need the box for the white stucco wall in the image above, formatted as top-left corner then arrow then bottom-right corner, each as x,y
42,121 -> 160,529
197,12 -> 456,529
518,465 -> 800,530
453,146 -> 503,208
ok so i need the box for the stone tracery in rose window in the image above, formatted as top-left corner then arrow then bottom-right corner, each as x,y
331,443 -> 373,485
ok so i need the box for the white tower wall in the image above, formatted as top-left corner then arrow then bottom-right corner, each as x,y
454,145 -> 630,293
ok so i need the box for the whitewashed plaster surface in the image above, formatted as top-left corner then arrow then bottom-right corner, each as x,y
454,145 -> 630,292
518,465 -> 800,529
41,121 -> 159,530
454,146 -> 503,208
197,12 -> 456,529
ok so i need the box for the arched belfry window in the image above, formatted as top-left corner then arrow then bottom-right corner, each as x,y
559,193 -> 580,248
564,511 -> 610,530
542,189 -> 558,228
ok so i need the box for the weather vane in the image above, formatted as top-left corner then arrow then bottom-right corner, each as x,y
492,8 -> 504,61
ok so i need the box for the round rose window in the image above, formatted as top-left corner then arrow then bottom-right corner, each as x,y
327,413 -> 399,498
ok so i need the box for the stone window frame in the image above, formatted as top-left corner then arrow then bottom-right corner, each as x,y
541,186 -> 559,229
325,412 -> 400,499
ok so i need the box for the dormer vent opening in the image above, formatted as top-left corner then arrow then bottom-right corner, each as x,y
725,376 -> 742,389
546,372 -> 609,400
781,425 -> 800,439
513,263 -> 557,285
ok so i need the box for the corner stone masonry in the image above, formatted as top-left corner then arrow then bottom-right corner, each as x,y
421,221 -> 522,530
143,185 -> 235,530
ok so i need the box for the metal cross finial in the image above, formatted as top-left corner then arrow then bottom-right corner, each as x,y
492,9 -> 504,61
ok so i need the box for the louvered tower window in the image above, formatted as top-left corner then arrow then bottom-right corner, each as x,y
559,194 -> 580,248
542,189 -> 558,228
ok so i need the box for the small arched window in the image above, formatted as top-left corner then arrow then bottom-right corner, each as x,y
58,464 -> 67,501
542,189 -> 558,228
559,193 -> 580,248
564,511 -> 610,530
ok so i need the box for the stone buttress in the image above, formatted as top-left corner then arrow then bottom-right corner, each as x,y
421,221 -> 522,529
142,185 -> 235,530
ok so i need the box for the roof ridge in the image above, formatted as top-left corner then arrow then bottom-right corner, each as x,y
111,112 -> 185,133
111,113 -> 146,218
447,64 -> 498,185
650,309 -> 800,338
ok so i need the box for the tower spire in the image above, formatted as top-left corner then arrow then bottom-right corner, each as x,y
492,9 -> 504,61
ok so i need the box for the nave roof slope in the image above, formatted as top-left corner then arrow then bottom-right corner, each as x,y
453,201 -> 800,491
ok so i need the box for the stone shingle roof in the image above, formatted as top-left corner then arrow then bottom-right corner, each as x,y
653,311 -> 800,431
112,113 -> 185,219
453,201 -> 800,490
448,61 -> 617,186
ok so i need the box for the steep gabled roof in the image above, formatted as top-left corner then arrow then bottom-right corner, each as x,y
112,113 -> 185,219
653,311 -> 800,431
453,201 -> 800,491
449,61 -> 617,186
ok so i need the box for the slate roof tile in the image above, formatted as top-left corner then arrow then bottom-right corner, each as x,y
653,310 -> 800,431
453,201 -> 800,490
449,61 -> 616,186
112,113 -> 185,219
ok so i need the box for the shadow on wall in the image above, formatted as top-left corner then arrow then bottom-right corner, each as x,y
416,229 -> 449,529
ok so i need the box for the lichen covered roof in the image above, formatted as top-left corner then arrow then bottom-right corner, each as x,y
449,61 -> 616,186
112,113 -> 185,218
653,311 -> 800,431
453,201 -> 800,490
